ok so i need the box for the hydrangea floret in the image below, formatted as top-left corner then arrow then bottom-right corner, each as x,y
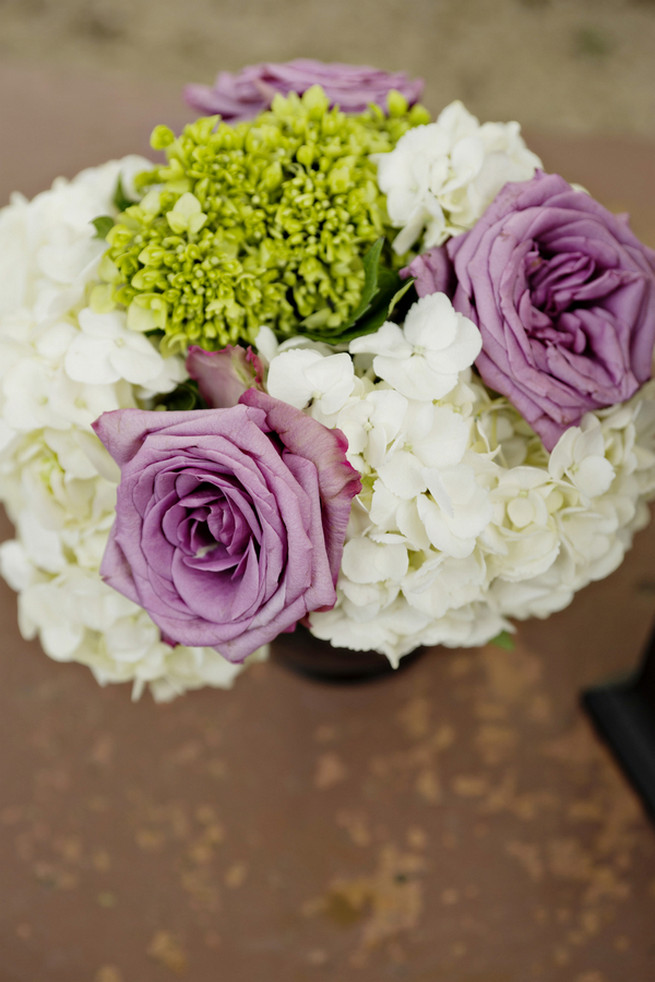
95,87 -> 429,354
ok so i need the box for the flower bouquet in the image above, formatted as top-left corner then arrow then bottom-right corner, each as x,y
1,60 -> 655,700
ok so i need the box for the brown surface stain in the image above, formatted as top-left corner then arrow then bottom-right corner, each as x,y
506,840 -> 545,882
474,701 -> 510,722
475,723 -> 518,765
526,692 -> 553,724
313,751 -> 348,789
224,861 -> 248,888
313,724 -> 338,744
480,646 -> 543,703
1,805 -> 24,826
203,930 -> 221,950
15,923 -> 33,942
452,775 -> 490,798
33,861 -> 78,891
179,867 -> 220,914
95,968 -> 124,982
311,844 -> 427,959
336,809 -> 372,848
479,771 -> 560,820
306,948 -> 329,965
368,723 -> 454,807
169,740 -> 204,766
440,887 -> 460,905
53,834 -> 83,863
130,796 -> 194,853
396,695 -> 431,739
322,885 -> 369,927
92,849 -> 112,872
542,722 -> 602,766
96,891 -> 117,908
406,827 -> 427,851
88,734 -> 115,766
554,945 -> 571,966
415,767 -> 441,803
147,931 -> 189,975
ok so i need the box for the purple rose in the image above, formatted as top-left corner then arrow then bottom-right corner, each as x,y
186,344 -> 264,409
409,171 -> 655,451
184,59 -> 424,122
93,390 -> 361,662
404,248 -> 455,301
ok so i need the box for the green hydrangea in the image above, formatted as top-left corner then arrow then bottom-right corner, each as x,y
93,87 -> 429,353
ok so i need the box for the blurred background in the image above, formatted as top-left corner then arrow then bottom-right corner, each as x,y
2,0 -> 655,137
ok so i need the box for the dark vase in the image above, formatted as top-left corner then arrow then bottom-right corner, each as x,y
270,624 -> 423,683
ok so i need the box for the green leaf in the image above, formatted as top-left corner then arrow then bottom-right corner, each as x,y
91,216 -> 115,240
300,238 -> 385,339
346,237 -> 385,324
328,274 -> 416,345
300,239 -> 417,345
352,273 -> 415,335
155,379 -> 206,412
489,630 -> 516,651
386,277 -> 416,318
112,175 -> 136,212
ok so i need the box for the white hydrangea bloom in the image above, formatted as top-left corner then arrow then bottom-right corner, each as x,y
375,100 -> 542,252
548,418 -> 615,499
486,390 -> 655,622
0,160 -> 248,699
482,466 -> 567,583
261,289 -> 655,666
401,550 -> 488,620
266,348 -> 356,414
65,308 -> 183,388
0,156 -> 148,320
349,293 -> 481,401
327,386 -> 407,473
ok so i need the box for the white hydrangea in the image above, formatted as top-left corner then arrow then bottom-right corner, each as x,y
375,100 -> 542,252
349,292 -> 482,400
0,160 -> 250,700
263,295 -> 655,664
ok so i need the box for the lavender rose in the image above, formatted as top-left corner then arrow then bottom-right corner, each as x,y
408,171 -> 655,450
184,59 -> 424,122
186,344 -> 264,409
93,390 -> 361,662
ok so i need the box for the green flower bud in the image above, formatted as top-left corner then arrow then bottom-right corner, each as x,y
150,125 -> 175,150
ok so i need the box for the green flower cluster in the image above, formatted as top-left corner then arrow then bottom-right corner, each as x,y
93,87 -> 429,353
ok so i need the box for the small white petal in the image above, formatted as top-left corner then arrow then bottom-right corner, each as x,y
266,349 -> 323,408
341,538 -> 408,584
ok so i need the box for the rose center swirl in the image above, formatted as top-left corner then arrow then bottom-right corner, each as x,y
524,246 -> 603,352
163,474 -> 263,570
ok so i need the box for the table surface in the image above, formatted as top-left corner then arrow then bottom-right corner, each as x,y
1,64 -> 655,982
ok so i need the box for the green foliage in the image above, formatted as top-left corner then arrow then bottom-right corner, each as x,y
302,238 -> 416,343
490,630 -> 516,651
154,379 -> 206,412
91,215 -> 114,240
112,175 -> 136,212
